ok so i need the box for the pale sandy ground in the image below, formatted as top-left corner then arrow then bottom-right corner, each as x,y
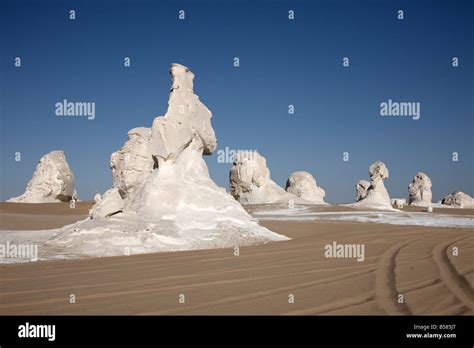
0,202 -> 92,230
0,202 -> 473,315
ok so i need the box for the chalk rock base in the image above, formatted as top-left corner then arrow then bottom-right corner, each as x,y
43,141 -> 286,259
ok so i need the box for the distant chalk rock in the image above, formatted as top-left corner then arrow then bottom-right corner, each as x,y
7,150 -> 77,203
229,151 -> 309,204
391,198 -> 406,209
285,171 -> 326,204
408,172 -> 432,206
353,161 -> 392,209
440,191 -> 474,208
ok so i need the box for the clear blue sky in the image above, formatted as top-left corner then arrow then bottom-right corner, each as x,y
1,0 -> 472,203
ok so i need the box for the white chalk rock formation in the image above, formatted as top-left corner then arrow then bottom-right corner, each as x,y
440,191 -> 474,208
391,198 -> 406,209
352,161 -> 393,210
408,172 -> 432,206
229,151 -> 309,204
285,171 -> 326,204
7,150 -> 77,203
40,64 -> 286,260
87,127 -> 153,218
110,127 -> 154,197
356,180 -> 371,202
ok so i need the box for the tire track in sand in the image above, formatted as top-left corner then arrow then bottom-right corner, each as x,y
433,235 -> 474,311
375,236 -> 428,315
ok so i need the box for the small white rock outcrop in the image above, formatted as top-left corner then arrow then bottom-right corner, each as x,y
408,172 -> 432,206
285,171 -> 326,204
229,151 -> 309,204
440,191 -> 474,208
391,198 -> 407,209
7,150 -> 77,203
93,191 -> 102,203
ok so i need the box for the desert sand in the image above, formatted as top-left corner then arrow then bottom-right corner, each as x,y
0,202 -> 473,315
0,202 -> 91,230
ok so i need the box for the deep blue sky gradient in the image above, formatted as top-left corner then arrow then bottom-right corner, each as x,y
1,0 -> 473,203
